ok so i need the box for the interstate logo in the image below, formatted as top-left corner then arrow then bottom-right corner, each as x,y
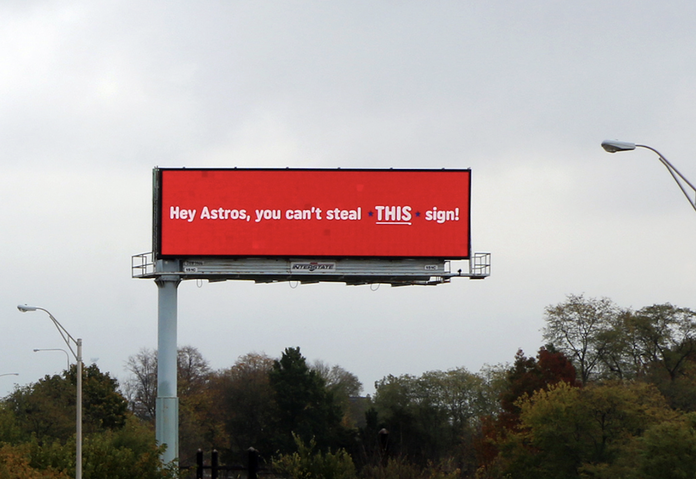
290,262 -> 336,273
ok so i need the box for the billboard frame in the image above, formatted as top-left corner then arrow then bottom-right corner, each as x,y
152,167 -> 472,261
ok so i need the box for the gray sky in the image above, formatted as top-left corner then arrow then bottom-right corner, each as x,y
3,1 -> 696,397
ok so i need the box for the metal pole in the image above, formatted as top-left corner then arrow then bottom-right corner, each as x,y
76,339 -> 82,479
155,259 -> 181,465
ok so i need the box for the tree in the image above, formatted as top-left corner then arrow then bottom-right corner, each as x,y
268,347 -> 347,454
123,348 -> 157,422
0,443 -> 67,478
626,303 -> 696,381
6,364 -> 128,443
372,366 -> 500,471
629,412 -> 696,479
123,345 -> 211,422
497,381 -> 675,479
498,347 -> 578,429
543,294 -> 622,383
312,360 -> 364,428
206,352 -> 276,463
23,416 -> 177,479
123,346 -> 214,464
177,345 -> 211,396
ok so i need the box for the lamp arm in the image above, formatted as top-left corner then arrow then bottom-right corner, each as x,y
636,145 -> 696,213
37,308 -> 79,361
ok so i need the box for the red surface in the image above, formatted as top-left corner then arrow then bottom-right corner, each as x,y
158,169 -> 470,258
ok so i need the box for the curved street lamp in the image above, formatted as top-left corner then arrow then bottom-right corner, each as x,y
33,348 -> 71,371
0,373 -> 19,379
18,305 -> 82,479
601,140 -> 696,213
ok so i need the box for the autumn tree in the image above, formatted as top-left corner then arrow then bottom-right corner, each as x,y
498,347 -> 578,429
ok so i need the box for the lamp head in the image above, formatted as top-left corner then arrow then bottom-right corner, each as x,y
602,140 -> 636,153
17,305 -> 38,312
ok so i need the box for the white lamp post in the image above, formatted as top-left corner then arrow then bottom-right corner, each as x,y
33,348 -> 71,371
18,305 -> 82,479
601,140 -> 696,212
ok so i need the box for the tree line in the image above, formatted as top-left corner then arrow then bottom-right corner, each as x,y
1,293 -> 695,478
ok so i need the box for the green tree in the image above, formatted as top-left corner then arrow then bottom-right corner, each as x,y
629,412 -> 696,479
373,366 -> 499,470
6,364 -> 128,443
26,416 -> 177,479
269,347 -> 347,454
498,381 -> 675,479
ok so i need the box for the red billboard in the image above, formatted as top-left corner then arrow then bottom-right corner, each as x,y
154,168 -> 471,259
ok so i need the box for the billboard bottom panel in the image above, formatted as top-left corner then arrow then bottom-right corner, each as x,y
132,254 -> 490,286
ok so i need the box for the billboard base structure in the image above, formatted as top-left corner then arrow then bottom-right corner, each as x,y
132,253 -> 491,286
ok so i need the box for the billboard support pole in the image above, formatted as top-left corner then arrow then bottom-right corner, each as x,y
155,259 -> 181,465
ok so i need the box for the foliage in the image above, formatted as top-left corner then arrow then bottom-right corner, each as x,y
543,296 -> 696,410
5,364 -> 128,444
495,381 -> 676,478
0,442 -> 67,478
361,457 -> 460,479
628,412 -> 696,479
70,364 -> 129,431
273,434 -> 357,479
80,416 -> 176,479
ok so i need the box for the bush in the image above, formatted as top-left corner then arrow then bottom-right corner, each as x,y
273,434 -> 356,479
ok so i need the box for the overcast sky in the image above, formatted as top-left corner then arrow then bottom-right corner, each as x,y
3,1 -> 696,397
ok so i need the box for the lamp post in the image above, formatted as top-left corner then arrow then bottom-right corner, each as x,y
33,348 -> 71,371
18,305 -> 82,479
601,140 -> 696,212
0,373 -> 18,378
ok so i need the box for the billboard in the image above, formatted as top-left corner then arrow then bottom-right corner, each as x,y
154,168 -> 471,259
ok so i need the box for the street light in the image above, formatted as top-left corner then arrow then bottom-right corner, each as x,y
33,348 -> 71,371
0,373 -> 18,378
601,140 -> 696,213
18,305 -> 82,479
